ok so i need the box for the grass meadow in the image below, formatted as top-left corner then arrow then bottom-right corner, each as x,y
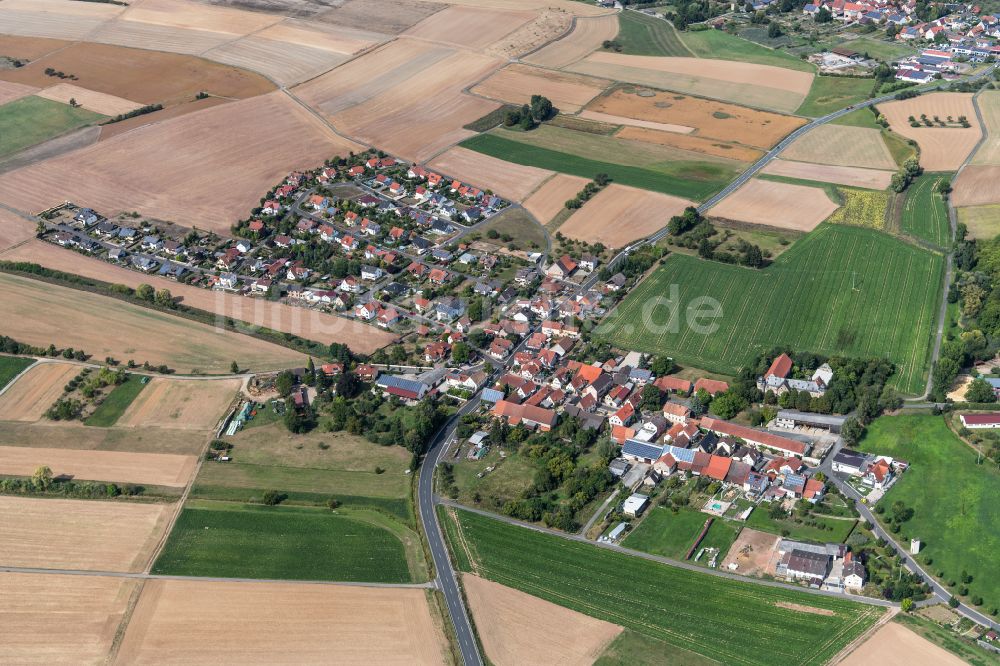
595,224 -> 943,394
797,76 -> 874,117
616,11 -> 693,57
679,28 -> 816,73
0,96 -> 104,159
745,507 -> 857,543
857,414 -> 1000,613
623,507 -> 741,562
900,173 -> 951,246
84,375 -> 148,427
442,507 -> 883,666
0,356 -> 34,392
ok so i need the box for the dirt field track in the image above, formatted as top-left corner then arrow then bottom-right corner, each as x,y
2,572 -> 136,665
952,165 -> 1000,207
403,4 -> 535,50
762,160 -> 894,190
0,362 -> 78,422
781,124 -> 896,170
842,622 -> 964,666
0,208 -> 36,252
524,14 -> 619,68
709,179 -> 838,232
464,574 -> 621,666
0,446 -> 197,488
971,90 -> 1000,165
559,184 -> 692,247
878,93 -> 982,170
0,495 -> 171,572
117,580 -> 449,664
428,147 -> 553,201
569,52 -> 813,114
0,80 -> 37,106
587,88 -> 805,150
0,240 -> 395,355
35,83 -> 142,116
117,378 -> 240,432
523,173 -> 589,224
472,64 -> 609,113
0,92 -> 360,232
616,125 -> 765,162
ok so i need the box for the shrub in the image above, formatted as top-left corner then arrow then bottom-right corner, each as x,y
261,490 -> 285,506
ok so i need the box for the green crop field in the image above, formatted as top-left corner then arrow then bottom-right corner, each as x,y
679,29 -> 816,73
461,128 -> 742,201
616,11 -> 693,56
153,501 -> 413,582
83,375 -> 147,427
900,173 -> 951,246
442,507 -> 883,665
623,507 -> 741,561
0,96 -> 104,160
797,76 -> 874,117
595,224 -> 943,394
857,414 -> 1000,612
745,507 -> 858,543
0,356 -> 33,392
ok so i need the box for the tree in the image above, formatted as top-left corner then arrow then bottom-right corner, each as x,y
641,384 -> 663,411
275,370 -> 296,397
68,97 -> 78,107
841,417 -> 865,446
767,20 -> 782,38
31,465 -> 53,491
452,342 -> 470,364
814,6 -> 832,22
518,112 -> 536,131
711,391 -> 748,419
135,283 -> 154,301
965,377 -> 997,403
651,356 -> 675,376
948,595 -> 959,608
154,288 -> 173,307
261,489 -> 285,506
305,357 -> 316,386
230,360 -> 240,374
529,94 -> 554,121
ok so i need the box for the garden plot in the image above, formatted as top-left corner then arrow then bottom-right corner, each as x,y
971,90 -> 1000,165
116,378 -> 239,432
0,446 -> 197,488
0,80 -> 37,106
117,580 -> 448,664
523,173 -> 590,224
762,160 -> 894,190
781,124 -> 896,170
951,165 -> 1000,207
568,52 -> 813,114
0,361 -> 79,422
2,573 -> 137,665
35,83 -> 142,116
464,574 -> 622,666
471,64 -> 610,113
402,4 -> 536,50
0,0 -> 124,40
709,179 -> 838,231
0,495 -> 172,571
878,93 -> 981,171
523,14 -> 619,68
428,147 -> 553,201
558,183 -> 691,247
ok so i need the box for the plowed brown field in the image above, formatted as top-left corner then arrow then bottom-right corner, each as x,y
0,35 -> 70,61
117,378 -> 239,432
464,574 -> 622,666
952,165 -> 1000,207
523,173 -> 589,224
0,495 -> 171,571
559,184 -> 692,247
0,446 -> 197,488
709,179 -> 838,231
428,147 -> 553,201
878,93 -> 981,170
523,13 -> 619,68
117,580 -> 449,664
0,362 -> 78,422
472,64 -> 609,113
762,160 -> 893,190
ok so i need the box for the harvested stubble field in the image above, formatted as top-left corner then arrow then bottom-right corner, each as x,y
878,93 -> 982,170
471,64 -> 609,113
0,0 -> 125,40
119,0 -> 282,35
583,110 -> 695,134
615,125 -> 764,162
0,420 -> 206,455
0,80 -> 37,106
559,183 -> 691,247
709,179 -> 839,232
0,272 -> 304,373
568,52 -> 814,114
485,8 -> 573,59
0,42 -> 275,108
842,621 -> 965,666
0,361 -> 79,422
523,14 -> 619,68
957,204 -> 1000,240
464,574 -> 622,666
781,124 -> 896,170
0,495 -> 171,571
117,579 -> 448,664
952,165 -> 1000,207
0,240 -> 394,354
0,445 -> 197,488
316,0 -> 447,34
0,208 -> 35,251
116,378 -> 239,431
35,82 -> 142,117
971,90 -> 1000,165
2,573 -> 136,665
761,160 -> 893,190
523,173 -> 590,224
0,35 -> 70,61
403,4 -> 535,50
0,92 -> 360,232
597,224 -> 943,395
428,147 -> 553,201
442,508 -> 883,666
98,96 -> 227,141
587,88 -> 806,150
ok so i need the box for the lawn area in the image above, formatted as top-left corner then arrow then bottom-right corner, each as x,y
152,501 -> 414,582
0,355 -> 33,391
616,11 -> 693,57
679,28 -> 816,73
899,173 -> 951,246
449,448 -> 536,513
623,506 -> 741,562
442,507 -> 883,666
856,413 -> 1000,613
0,96 -> 104,160
595,224 -> 943,395
841,37 -> 917,62
461,127 -> 742,201
83,374 -> 148,427
797,76 -> 874,117
477,206 -> 547,252
745,506 -> 857,543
